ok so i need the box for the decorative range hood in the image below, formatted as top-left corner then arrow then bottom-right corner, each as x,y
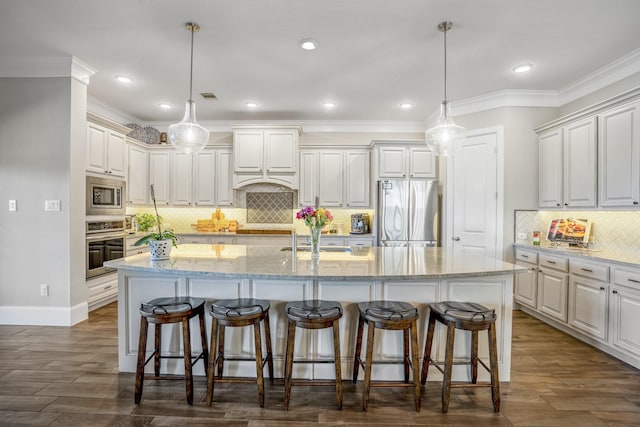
231,125 -> 302,189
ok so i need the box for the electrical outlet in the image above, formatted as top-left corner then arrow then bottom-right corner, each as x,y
40,284 -> 49,297
45,200 -> 61,211
517,232 -> 527,240
9,200 -> 16,211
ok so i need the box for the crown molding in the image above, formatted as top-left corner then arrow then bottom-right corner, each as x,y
0,56 -> 96,85
448,48 -> 640,118
88,97 -> 143,126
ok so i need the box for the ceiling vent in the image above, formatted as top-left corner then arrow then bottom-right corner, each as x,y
200,92 -> 218,100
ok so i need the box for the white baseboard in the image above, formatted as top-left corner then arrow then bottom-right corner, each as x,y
0,301 -> 88,326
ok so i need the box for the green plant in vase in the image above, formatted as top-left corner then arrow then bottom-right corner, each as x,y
134,185 -> 177,259
136,213 -> 157,232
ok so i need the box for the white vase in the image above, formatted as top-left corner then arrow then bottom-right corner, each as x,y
149,239 -> 173,260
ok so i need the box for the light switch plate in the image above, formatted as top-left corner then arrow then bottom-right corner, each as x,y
9,200 -> 16,211
45,200 -> 61,211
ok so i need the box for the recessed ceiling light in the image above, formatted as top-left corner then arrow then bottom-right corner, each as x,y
512,63 -> 533,73
115,75 -> 133,84
158,103 -> 173,110
400,103 -> 413,110
323,102 -> 336,109
299,38 -> 318,50
246,102 -> 258,108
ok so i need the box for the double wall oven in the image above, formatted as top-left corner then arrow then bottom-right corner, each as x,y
86,176 -> 128,279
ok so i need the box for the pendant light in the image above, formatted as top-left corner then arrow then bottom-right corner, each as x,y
168,22 -> 209,154
425,21 -> 465,157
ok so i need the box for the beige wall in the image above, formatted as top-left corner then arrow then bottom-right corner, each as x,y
0,77 -> 87,324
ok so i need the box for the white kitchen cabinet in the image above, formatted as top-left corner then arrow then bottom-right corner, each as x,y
149,151 -> 172,205
298,150 -> 319,207
87,274 -> 118,311
345,151 -> 370,207
377,145 -> 435,180
87,121 -> 127,177
569,276 -> 608,341
216,150 -> 234,206
299,149 -> 370,208
598,101 -> 640,207
193,150 -> 216,206
610,268 -> 640,359
319,151 -> 344,207
563,117 -> 597,208
514,248 -> 538,309
171,152 -> 193,206
126,235 -> 149,256
538,129 -> 564,208
537,254 -> 569,323
127,143 -> 148,205
232,126 -> 301,188
345,237 -> 374,247
538,118 -> 597,209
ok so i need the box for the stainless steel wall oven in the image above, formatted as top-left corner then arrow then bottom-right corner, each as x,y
86,218 -> 126,279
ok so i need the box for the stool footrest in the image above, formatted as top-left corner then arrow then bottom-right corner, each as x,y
369,381 -> 417,388
291,359 -> 338,365
450,382 -> 496,388
291,379 -> 340,387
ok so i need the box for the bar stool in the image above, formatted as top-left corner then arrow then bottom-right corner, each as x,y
352,300 -> 421,412
284,300 -> 343,411
206,298 -> 274,408
134,297 -> 208,405
421,301 -> 500,413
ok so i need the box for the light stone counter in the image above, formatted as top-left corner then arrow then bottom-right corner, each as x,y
513,243 -> 640,268
107,245 -> 524,383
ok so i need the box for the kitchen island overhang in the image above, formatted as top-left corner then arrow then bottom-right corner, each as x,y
107,245 -> 525,382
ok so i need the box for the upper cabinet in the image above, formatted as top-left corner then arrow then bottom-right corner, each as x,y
536,90 -> 640,210
127,142 -> 149,205
598,101 -> 640,207
147,147 -> 234,207
86,113 -> 128,177
375,144 -> 436,180
298,149 -> 371,208
232,126 -> 301,188
538,118 -> 597,208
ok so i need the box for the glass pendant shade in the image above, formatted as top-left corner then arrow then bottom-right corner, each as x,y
168,100 -> 209,154
425,101 -> 465,157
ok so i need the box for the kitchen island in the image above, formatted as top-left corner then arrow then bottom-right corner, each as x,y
106,244 -> 525,382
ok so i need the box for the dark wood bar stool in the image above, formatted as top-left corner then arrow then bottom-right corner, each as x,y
206,298 -> 274,408
134,297 -> 208,405
284,300 -> 343,411
421,301 -> 500,413
352,300 -> 421,412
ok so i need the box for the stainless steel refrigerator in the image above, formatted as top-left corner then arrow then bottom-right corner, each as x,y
377,180 -> 439,246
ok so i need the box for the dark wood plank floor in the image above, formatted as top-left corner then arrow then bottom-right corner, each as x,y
1,303 -> 639,426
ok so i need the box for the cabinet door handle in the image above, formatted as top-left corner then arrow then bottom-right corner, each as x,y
581,268 -> 593,273
634,201 -> 638,205
612,290 -> 619,294
556,203 -> 561,207
453,237 -> 460,241
599,287 -> 605,291
546,260 -> 556,264
628,278 -> 640,284
104,285 -> 113,290
564,203 -> 568,207
521,254 -> 529,258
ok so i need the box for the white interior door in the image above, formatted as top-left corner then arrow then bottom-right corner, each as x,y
446,127 -> 503,259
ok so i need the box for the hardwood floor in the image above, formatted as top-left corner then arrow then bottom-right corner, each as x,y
1,303 -> 639,426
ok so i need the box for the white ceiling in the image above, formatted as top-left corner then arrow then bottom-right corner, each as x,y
1,0 -> 640,126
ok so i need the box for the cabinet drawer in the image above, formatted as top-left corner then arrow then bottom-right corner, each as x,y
88,280 -> 117,299
515,248 -> 538,264
614,268 -> 640,289
570,259 -> 609,282
538,254 -> 569,272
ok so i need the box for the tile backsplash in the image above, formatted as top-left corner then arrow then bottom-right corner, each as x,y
246,192 -> 293,224
515,210 -> 640,252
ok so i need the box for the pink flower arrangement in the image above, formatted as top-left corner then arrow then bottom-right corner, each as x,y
296,206 -> 333,228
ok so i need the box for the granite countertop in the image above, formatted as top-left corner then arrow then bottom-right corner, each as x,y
513,243 -> 640,269
106,244 -> 525,280
173,230 -> 374,237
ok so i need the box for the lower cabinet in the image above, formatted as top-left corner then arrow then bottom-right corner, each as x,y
514,246 -> 640,370
87,274 -> 118,311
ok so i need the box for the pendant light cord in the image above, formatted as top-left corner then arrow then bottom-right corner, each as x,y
443,25 -> 447,103
187,22 -> 198,103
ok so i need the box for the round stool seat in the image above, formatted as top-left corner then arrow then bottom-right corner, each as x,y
140,297 -> 205,318
211,298 -> 270,321
358,300 -> 418,324
430,301 -> 496,330
286,300 -> 343,324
